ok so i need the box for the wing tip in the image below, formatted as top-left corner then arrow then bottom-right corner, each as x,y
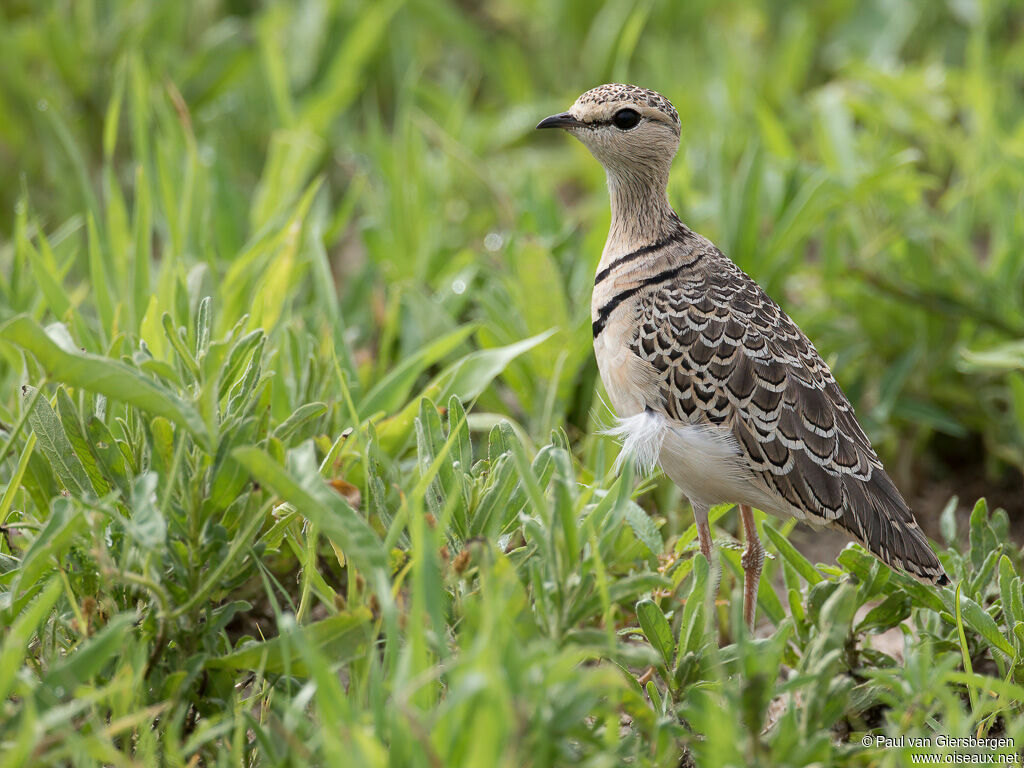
900,554 -> 950,587
833,493 -> 950,588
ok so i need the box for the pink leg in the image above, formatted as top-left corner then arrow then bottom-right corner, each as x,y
693,503 -> 712,564
739,504 -> 764,630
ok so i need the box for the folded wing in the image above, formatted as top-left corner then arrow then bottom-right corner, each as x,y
631,258 -> 947,585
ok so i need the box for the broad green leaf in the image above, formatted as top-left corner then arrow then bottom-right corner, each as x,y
635,597 -> 673,669
470,454 -> 518,537
969,497 -> 993,571
207,417 -> 259,514
41,613 -> 137,698
0,579 -> 62,702
969,546 -> 1002,598
273,402 -> 327,443
284,614 -> 388,767
488,420 -> 518,463
939,495 -> 958,547
886,570 -> 946,613
23,386 -> 92,498
415,397 -> 449,518
376,331 -> 553,449
0,432 -> 37,528
233,443 -> 387,575
1,315 -> 209,448
621,499 -> 663,557
54,387 -> 109,497
446,395 -> 473,471
432,329 -> 557,403
605,573 -> 671,606
206,610 -> 372,675
681,554 -> 709,652
820,582 -> 859,631
855,593 -> 911,634
86,415 -> 132,498
125,472 -> 165,550
763,522 -> 823,585
645,679 -> 663,714
755,571 -> 787,627
999,555 -> 1023,629
959,593 -> 1015,658
12,498 -> 86,604
161,313 -> 200,380
148,416 -> 175,482
219,329 -> 264,401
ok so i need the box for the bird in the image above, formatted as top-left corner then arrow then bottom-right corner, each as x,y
537,84 -> 949,629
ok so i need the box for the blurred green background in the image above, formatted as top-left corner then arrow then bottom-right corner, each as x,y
3,0 -> 1022,519
3,1 -> 1024,765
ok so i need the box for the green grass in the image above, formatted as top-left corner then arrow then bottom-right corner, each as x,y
2,1 -> 1024,765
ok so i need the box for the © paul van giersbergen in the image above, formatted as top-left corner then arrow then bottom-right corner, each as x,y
538,83 -> 949,628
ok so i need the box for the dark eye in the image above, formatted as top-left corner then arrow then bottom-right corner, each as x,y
612,108 -> 641,130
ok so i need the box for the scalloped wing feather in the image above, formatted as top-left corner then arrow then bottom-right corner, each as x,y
627,257 -> 947,585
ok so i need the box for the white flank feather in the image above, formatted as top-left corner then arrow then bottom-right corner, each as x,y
603,410 -> 668,475
603,409 -> 743,479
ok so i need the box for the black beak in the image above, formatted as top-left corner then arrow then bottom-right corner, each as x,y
536,112 -> 581,130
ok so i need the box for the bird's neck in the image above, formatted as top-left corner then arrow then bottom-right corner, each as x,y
604,169 -> 677,257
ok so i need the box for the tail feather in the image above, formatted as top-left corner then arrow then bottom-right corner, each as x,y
836,469 -> 949,586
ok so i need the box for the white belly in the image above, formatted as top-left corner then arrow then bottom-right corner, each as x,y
603,409 -> 750,505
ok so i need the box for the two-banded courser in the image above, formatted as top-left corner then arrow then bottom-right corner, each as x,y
537,84 -> 948,629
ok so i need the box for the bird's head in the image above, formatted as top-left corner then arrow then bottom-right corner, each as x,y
537,84 -> 681,181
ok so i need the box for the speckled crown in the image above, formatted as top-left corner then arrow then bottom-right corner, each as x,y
576,84 -> 680,128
